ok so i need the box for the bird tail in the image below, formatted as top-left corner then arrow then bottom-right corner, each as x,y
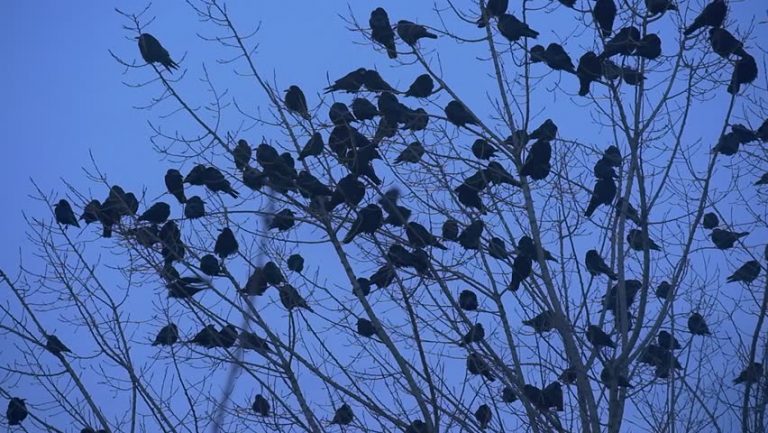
585,202 -> 597,218
608,271 -> 618,280
175,192 -> 187,204
578,78 -> 591,97
683,24 -> 699,37
508,275 -> 522,292
738,232 -> 749,238
227,188 -> 240,199
103,225 -> 113,238
387,47 -> 398,59
727,80 -> 739,95
425,32 -> 438,39
164,60 -> 180,72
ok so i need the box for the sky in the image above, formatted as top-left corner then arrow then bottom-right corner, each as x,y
1,0 -> 767,431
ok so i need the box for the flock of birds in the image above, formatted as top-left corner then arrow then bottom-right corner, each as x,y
8,0 -> 768,428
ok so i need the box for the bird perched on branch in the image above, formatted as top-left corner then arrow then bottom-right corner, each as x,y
137,33 -> 179,71
284,86 -> 310,120
325,68 -> 367,93
370,8 -> 397,59
585,249 -> 617,280
55,199 -> 80,228
593,0 -> 617,37
497,14 -> 539,42
397,20 -> 437,45
726,260 -> 761,284
153,324 -> 179,346
684,0 -> 726,36
476,0 -> 508,28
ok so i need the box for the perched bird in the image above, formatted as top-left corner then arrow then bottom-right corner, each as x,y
252,394 -> 270,416
529,118 -> 558,141
153,324 -> 179,346
585,177 -> 617,217
404,74 -> 435,98
217,324 -> 238,348
284,85 -> 310,120
406,222 -> 447,249
214,227 -> 238,259
80,200 -> 101,225
523,310 -> 556,333
472,139 -> 497,159
263,262 -> 285,286
585,249 -> 617,280
534,44 -> 575,72
455,183 -> 485,213
331,403 -> 354,425
164,169 -> 186,203
577,51 -> 602,96
488,237 -> 509,260
458,220 -> 485,250
731,124 -> 758,144
635,33 -> 662,60
137,33 -> 178,72
184,196 -> 205,219
459,323 -> 485,346
379,189 -> 411,227
467,352 -> 495,381
620,66 -> 646,85
711,228 -> 748,250
656,280 -> 672,300
726,260 -> 761,284
45,335 -> 71,356
627,229 -> 661,251
709,28 -> 747,58
474,404 -> 492,429
357,318 -> 378,338
404,420 -> 427,433
55,199 -> 80,228
242,268 -> 268,296
442,219 -> 460,241
351,98 -> 379,121
559,367 -> 578,384
287,254 -> 304,273
353,277 -> 371,297
477,0 -> 508,27
734,362 -> 763,385
396,20 -> 437,46
645,0 -> 677,15
497,14 -> 539,42
687,312 -> 710,335
755,172 -> 768,186
516,236 -> 557,262
615,198 -> 641,225
239,331 -> 271,353
325,68 -> 368,93
601,364 -> 633,388
326,175 -> 366,212
269,209 -> 296,232
593,0 -> 617,37
714,131 -> 741,155
343,204 -> 383,243
587,324 -> 616,348
296,171 -> 332,199
242,167 -> 267,191
702,212 -> 719,229
363,69 -> 398,93
519,139 -> 552,179
279,284 -> 312,311
202,167 -> 239,198
190,325 -> 220,348
184,164 -> 208,185
684,0 -> 727,36
401,108 -> 429,131
522,384 -> 548,409
508,254 -> 533,291
727,54 -> 758,95
459,289 -> 479,311
502,386 -> 518,403
603,145 -> 622,167
296,133 -> 324,162
329,102 -> 356,126
603,279 -> 641,314
230,140 -> 252,173
593,157 -> 618,180
199,254 -> 221,276
658,330 -> 681,350
370,8 -> 397,59
543,382 -> 564,411
445,100 -> 479,127
370,265 -> 396,288
166,275 -> 208,299
6,397 -> 28,426
138,202 -> 171,224
396,141 -> 426,164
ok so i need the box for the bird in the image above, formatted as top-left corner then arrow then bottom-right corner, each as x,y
688,312 -> 710,335
406,222 -> 447,249
458,220 -> 484,250
164,169 -> 186,203
467,352 -> 495,381
627,229 -> 661,251
474,404 -> 492,429
757,118 -> 768,142
684,0 -> 727,36
199,254 -> 221,276
214,227 -> 238,259
601,364 -> 633,388
190,325 -> 220,348
138,202 -> 171,224
296,171 -> 332,199
230,140 -> 252,172
331,403 -> 354,425
54,199 -> 80,228
726,260 -> 761,284
658,330 -> 681,350
343,204 -> 383,243
325,68 -> 367,93
734,362 -> 763,385
363,70 -> 398,93
166,276 -> 208,299
356,317 -> 379,338
153,324 -> 179,346
531,44 -> 575,72
587,324 -> 616,348
377,92 -> 407,123
401,108 -> 429,131
184,164 -> 208,186
396,20 -> 437,46
577,51 -> 602,96
656,281 -> 671,300
459,289 -> 479,311
370,265 -> 396,288
477,0 -> 508,27
472,139 -> 497,159
279,284 -> 312,311
508,254 -> 533,291
603,280 -> 642,314
239,331 -> 271,353
217,324 -> 238,348
45,335 -> 71,355
543,382 -> 564,411
284,85 -> 310,120
714,131 -> 741,155
620,66 -> 645,85
252,394 -> 270,416
80,200 -> 101,225
486,162 -> 521,187
351,98 -> 379,121
459,323 -> 485,346
634,33 -> 662,60
502,386 -> 518,403
519,139 -> 552,180
516,236 -> 557,262
603,145 -> 622,166
522,384 -> 548,409
269,209 -> 296,232
455,183 -> 486,213
326,175 -> 366,212
615,198 -> 641,225
755,172 -> 768,186
711,228 -> 748,249
488,237 -> 509,260
370,8 -> 397,59
6,397 -> 28,425
353,277 -> 371,297
559,367 -> 578,384
497,14 -> 539,42
404,74 -> 435,98
593,0 -> 617,37
395,141 -> 426,164
709,28 -> 747,58
523,310 -> 556,333
594,157 -> 618,180
380,189 -> 411,227
445,100 -> 479,127
137,33 -> 179,72
702,212 -> 719,229
731,124 -> 758,144
295,133 -> 324,161
585,177 -> 617,217
202,167 -> 239,198
727,54 -> 758,95
529,119 -> 558,141
329,102 -> 356,126
285,254 -> 304,273
645,0 -> 677,15
442,219 -> 460,241
242,268 -> 268,296
184,196 -> 205,219
600,26 -> 640,59
585,249 -> 617,280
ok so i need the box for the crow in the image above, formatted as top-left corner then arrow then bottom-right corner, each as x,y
331,404 -> 354,425
726,260 -> 761,284
658,330 -> 681,350
688,312 -> 710,335
522,384 -> 548,409
634,33 -> 662,60
755,172 -> 768,186
508,254 -> 533,291
203,167 -> 239,198
279,284 -> 313,311
137,33 -> 178,71
329,102 -> 356,126
467,352 -> 495,381
363,70 -> 398,93
80,200 -> 101,225
603,145 -> 622,166
239,331 -> 271,353
543,382 -> 564,411
627,228 -> 661,251
593,157 -> 618,180
243,268 -> 269,296
585,249 -> 617,280
585,177 -> 617,217
527,117 -> 557,141
702,212 -> 719,229
6,397 -> 27,425
343,204 -> 383,243
284,85 -> 310,120
232,139 -> 252,172
476,0 -> 508,28
406,222 -> 447,249
190,325 -> 220,348
165,169 -> 186,203
488,237 -> 509,259
442,219 -> 460,241
138,202 -> 171,224
326,175 -> 366,212
709,28 -> 747,58
458,220 -> 485,250
474,404 -> 492,430
601,363 -> 633,387
214,227 -> 238,258
577,51 -> 602,96
472,139 -> 497,159
534,44 -> 575,72
587,324 -> 616,348
711,228 -> 748,249
523,310 -> 556,333
502,386 -> 518,403
459,323 -> 485,346
396,20 -> 437,46
351,98 -> 380,121
152,324 -> 179,346
600,27 -> 640,58
370,8 -> 397,59
727,53 -> 758,95
615,198 -> 641,225
684,0 -> 727,36
455,183 -> 486,213
199,254 -> 221,276
45,335 -> 71,356
370,265 -> 396,288
497,14 -> 539,42
252,395 -> 270,416
184,196 -> 205,219
733,362 -> 763,385
656,280 -> 671,299
445,100 -> 480,127
593,0 -> 617,37
396,141 -> 426,164
325,68 -> 367,93
269,209 -> 296,232
55,199 -> 80,228
645,0 -> 677,15
404,74 -> 435,98
459,289 -> 479,310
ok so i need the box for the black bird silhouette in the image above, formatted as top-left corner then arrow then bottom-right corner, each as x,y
559,367 -> 578,384
459,323 -> 485,346
519,139 -> 552,179
543,382 -> 564,411
711,228 -> 748,249
728,54 -> 758,95
472,139 -> 497,159
529,118 -> 558,141
508,255 -> 533,291
587,324 -> 616,348
758,119 -> 768,142
702,212 -> 719,229
214,227 -> 238,258
269,209 -> 296,232
645,0 -> 677,15
191,325 -> 219,348
353,277 -> 371,297
396,141 -> 426,164
585,249 -> 618,280
621,66 -> 646,85
601,27 -> 640,58
284,85 -> 310,120
252,394 -> 270,416
488,237 -> 509,259
497,14 -> 539,41
477,0 -> 508,27
459,289 -> 479,311
734,362 -> 763,384
377,92 -> 407,123
203,167 -> 239,198
329,102 -> 356,126
603,279 -> 641,314
635,33 -> 662,60
603,145 -> 622,166
45,335 -> 71,355
467,352 -> 495,381
406,222 -> 447,249
370,265 -> 396,288
688,312 -> 710,335
387,244 -> 418,268
445,100 -> 479,127
239,331 -> 271,353
331,403 -> 354,425
242,268 -> 268,296
585,177 -> 617,217
455,183 -> 486,213
285,254 -> 304,273
343,204 -> 383,243
165,169 -> 186,203
731,124 -> 758,144
404,74 -> 435,98
184,164 -> 208,185
6,397 -> 27,425
279,284 -> 313,311
396,20 -> 437,45
137,33 -> 178,71
296,171 -> 332,199
351,98 -> 379,121
138,202 -> 171,224
540,43 -> 574,71
577,51 -> 602,96
474,404 -> 492,429
709,28 -> 747,58
458,220 -> 485,250
80,200 -> 100,224
516,236 -> 558,262
594,158 -> 618,180
166,275 -> 208,299
401,108 -> 429,131
199,254 -> 221,276
131,224 -> 159,247
727,260 -> 761,284
684,0 -> 727,36
356,317 -> 378,338
217,324 -> 238,348
601,363 -> 633,387
153,324 -> 179,346
502,386 -> 518,402
658,330 -> 681,350
523,310 -> 556,333
379,189 -> 411,227
442,219 -> 460,241
363,70 -> 397,93
296,133 -> 324,161
656,280 -> 671,299
755,172 -> 768,186
325,68 -> 367,93
326,175 -> 366,212
55,199 -> 80,228
404,420 -> 428,433
714,131 -> 741,155
184,196 -> 205,219
522,385 -> 548,409
232,139 -> 252,171
370,8 -> 397,59
627,228 -> 661,251
593,0 -> 617,37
